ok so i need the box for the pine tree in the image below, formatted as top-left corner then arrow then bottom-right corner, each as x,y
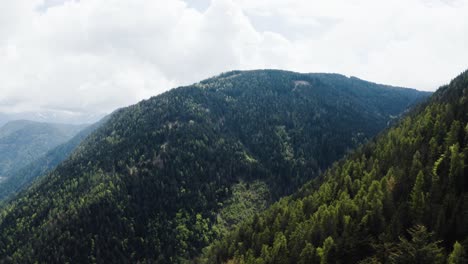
298,242 -> 319,264
449,143 -> 465,191
446,121 -> 462,147
389,225 -> 444,264
271,232 -> 289,264
410,151 -> 423,179
317,236 -> 336,264
448,241 -> 466,264
367,180 -> 385,233
410,171 -> 426,224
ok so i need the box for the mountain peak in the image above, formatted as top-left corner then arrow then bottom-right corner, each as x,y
0,71 -> 431,262
206,69 -> 468,264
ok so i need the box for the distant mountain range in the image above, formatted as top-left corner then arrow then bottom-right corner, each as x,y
0,118 -> 107,201
0,120 -> 86,180
0,111 -> 105,127
0,70 -> 431,263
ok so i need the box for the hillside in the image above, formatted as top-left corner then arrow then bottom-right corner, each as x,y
0,70 -> 429,263
0,118 -> 107,202
0,120 -> 85,181
205,71 -> 468,263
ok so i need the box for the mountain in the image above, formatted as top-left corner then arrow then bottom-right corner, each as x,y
0,70 -> 430,263
0,118 -> 107,202
0,111 -> 106,127
205,70 -> 468,263
0,120 -> 86,181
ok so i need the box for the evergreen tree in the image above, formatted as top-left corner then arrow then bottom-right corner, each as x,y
389,225 -> 444,264
317,236 -> 336,264
448,241 -> 466,264
271,232 -> 289,264
448,143 -> 465,191
410,171 -> 426,224
299,243 -> 319,264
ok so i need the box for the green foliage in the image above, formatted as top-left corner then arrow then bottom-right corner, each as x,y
215,181 -> 270,236
389,225 -> 444,264
298,243 -> 319,264
0,70 -> 429,263
409,171 -> 426,223
206,70 -> 468,263
317,236 -> 337,264
448,241 -> 466,264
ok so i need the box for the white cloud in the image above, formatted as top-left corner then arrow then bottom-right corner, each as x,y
0,0 -> 467,122
235,0 -> 468,88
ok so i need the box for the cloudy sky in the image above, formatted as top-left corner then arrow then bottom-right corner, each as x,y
1,0 -> 468,121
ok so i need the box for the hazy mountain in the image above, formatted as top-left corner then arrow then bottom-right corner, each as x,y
0,117 -> 108,202
0,70 -> 430,263
206,70 -> 468,263
0,111 -> 105,127
0,120 -> 86,181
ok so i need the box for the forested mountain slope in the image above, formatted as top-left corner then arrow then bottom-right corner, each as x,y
0,70 -> 429,263
0,118 -> 107,201
206,70 -> 468,263
0,120 -> 85,180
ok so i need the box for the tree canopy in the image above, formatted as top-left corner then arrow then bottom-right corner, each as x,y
205,70 -> 468,263
0,70 -> 430,263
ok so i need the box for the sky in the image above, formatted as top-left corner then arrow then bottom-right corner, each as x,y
1,0 -> 468,122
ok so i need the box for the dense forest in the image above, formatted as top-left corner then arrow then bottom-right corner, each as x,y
0,70 -> 429,263
0,120 -> 85,179
0,119 -> 106,202
205,70 -> 468,263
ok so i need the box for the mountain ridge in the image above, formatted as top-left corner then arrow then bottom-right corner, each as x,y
205,69 -> 468,263
0,117 -> 108,202
0,70 -> 430,263
0,120 -> 86,181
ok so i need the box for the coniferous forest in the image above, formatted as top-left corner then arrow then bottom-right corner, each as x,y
205,70 -> 468,263
0,70 -> 431,263
1,1 -> 467,263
